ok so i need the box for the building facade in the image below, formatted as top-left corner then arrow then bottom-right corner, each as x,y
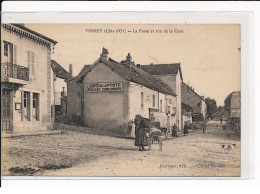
230,91 -> 241,136
1,24 -> 57,133
51,60 -> 72,115
66,64 -> 91,120
141,63 -> 183,130
77,48 -> 177,136
181,82 -> 207,120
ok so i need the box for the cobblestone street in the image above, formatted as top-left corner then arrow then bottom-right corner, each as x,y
2,121 -> 240,177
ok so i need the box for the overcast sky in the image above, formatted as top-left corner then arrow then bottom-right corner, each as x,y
26,24 -> 241,106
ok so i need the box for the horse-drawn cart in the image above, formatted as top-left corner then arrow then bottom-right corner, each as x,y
134,115 -> 163,152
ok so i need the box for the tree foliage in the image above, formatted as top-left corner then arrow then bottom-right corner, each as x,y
205,97 -> 217,118
224,92 -> 234,111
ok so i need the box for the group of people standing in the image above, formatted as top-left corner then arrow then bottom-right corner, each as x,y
133,114 -> 208,151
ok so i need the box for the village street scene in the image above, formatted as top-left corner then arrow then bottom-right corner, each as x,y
1,24 -> 241,177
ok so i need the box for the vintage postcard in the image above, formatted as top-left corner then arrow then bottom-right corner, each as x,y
1,23 -> 241,177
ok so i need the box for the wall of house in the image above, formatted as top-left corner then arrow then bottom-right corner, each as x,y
182,112 -> 192,127
182,83 -> 203,115
54,77 -> 67,105
66,79 -> 83,118
2,26 -> 54,132
128,82 -> 177,130
128,82 -> 159,120
230,92 -> 241,118
83,62 -> 129,135
201,100 -> 207,119
153,73 -> 182,130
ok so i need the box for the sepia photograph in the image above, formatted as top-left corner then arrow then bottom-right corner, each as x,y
1,23 -> 241,177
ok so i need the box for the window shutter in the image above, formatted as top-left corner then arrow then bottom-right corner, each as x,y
8,43 -> 13,63
14,45 -> 17,64
27,51 -> 30,68
21,90 -> 23,121
31,52 -> 35,75
27,92 -> 31,121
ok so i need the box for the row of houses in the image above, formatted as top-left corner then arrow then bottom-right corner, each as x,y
64,48 -> 207,135
1,24 -> 207,136
230,91 -> 241,136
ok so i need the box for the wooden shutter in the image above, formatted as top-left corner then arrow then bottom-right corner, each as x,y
36,94 -> 40,121
8,43 -> 13,63
27,92 -> 31,121
21,90 -> 23,121
27,51 -> 30,67
31,52 -> 35,75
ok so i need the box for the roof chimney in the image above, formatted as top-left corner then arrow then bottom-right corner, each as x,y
69,64 -> 73,77
100,47 -> 109,61
121,53 -> 133,69
126,53 -> 132,65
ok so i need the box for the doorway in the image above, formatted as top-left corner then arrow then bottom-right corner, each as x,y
1,88 -> 13,133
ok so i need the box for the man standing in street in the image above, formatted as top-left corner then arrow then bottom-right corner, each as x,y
183,122 -> 188,136
202,120 -> 207,134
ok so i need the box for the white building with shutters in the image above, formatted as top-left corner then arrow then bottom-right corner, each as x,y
1,24 -> 57,133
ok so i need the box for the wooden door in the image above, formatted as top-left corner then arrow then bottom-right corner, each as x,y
1,89 -> 13,133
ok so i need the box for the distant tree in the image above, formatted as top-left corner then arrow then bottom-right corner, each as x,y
212,106 -> 229,119
205,97 -> 217,119
224,92 -> 234,112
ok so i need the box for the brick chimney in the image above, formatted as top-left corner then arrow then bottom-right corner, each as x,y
69,64 -> 73,77
126,53 -> 132,65
100,47 -> 109,61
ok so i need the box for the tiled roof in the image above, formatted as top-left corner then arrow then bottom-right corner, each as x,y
51,60 -> 71,80
141,63 -> 183,80
73,65 -> 92,82
182,82 -> 205,101
78,58 -> 176,96
12,24 -> 57,44
68,64 -> 92,82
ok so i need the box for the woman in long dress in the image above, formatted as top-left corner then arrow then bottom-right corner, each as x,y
134,119 -> 149,151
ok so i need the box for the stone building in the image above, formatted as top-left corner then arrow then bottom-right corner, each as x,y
181,82 -> 207,120
1,24 -> 57,133
141,63 -> 183,130
76,48 -> 177,136
51,60 -> 72,115
66,64 -> 91,120
230,91 -> 241,136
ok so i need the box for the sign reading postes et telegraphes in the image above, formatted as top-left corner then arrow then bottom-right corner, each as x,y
87,82 -> 123,93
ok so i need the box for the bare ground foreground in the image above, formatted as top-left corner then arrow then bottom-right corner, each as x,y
2,121 -> 240,177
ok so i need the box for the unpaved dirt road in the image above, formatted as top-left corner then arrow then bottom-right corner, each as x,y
2,121 -> 240,177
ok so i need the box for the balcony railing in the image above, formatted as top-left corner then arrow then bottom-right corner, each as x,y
1,62 -> 29,83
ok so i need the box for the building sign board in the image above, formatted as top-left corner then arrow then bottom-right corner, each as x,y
87,82 -> 123,93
